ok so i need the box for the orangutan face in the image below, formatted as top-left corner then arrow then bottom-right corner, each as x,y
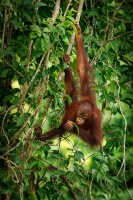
75,103 -> 92,126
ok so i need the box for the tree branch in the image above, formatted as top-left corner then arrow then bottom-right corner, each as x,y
64,0 -> 72,17
46,165 -> 78,200
26,40 -> 33,71
50,0 -> 60,25
66,0 -> 85,55
61,175 -> 78,200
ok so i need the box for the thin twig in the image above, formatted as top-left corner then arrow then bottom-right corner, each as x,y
66,0 -> 85,55
92,0 -> 125,64
7,103 -> 43,153
103,0 -> 125,44
116,78 -> 132,199
29,51 -> 48,86
43,0 -> 61,72
18,50 -> 48,112
46,165 -> 78,200
0,155 -> 22,183
105,31 -> 133,43
64,0 -> 72,17
89,175 -> 94,200
8,63 -> 24,77
2,105 -> 15,150
50,0 -> 60,25
61,175 -> 78,200
26,40 -> 33,71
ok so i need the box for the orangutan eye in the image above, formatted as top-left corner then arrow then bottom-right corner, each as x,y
78,112 -> 82,116
83,114 -> 88,119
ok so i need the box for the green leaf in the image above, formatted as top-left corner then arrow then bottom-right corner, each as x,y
97,172 -> 101,182
43,27 -> 50,33
63,63 -> 69,69
56,24 -> 65,35
29,192 -> 37,200
1,69 -> 9,77
104,53 -> 114,64
42,69 -> 48,76
23,11 -> 32,21
30,32 -> 37,39
41,38 -> 46,52
105,43 -> 111,52
12,96 -> 19,105
35,2 -> 47,7
30,25 -> 41,33
121,22 -> 126,32
88,8 -> 99,17
55,170 -> 64,175
65,95 -> 72,104
67,172 -> 75,181
118,9 -> 125,15
52,150 -> 60,157
37,188 -> 46,199
100,164 -> 109,173
110,41 -> 119,52
108,1 -> 116,7
75,151 -> 85,161
64,20 -> 76,31
43,144 -> 51,151
3,95 -> 14,102
73,163 -> 79,172
66,16 -> 75,22
92,169 -> 96,175
17,116 -> 25,126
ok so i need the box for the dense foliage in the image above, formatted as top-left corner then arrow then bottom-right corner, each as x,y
0,0 -> 133,199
